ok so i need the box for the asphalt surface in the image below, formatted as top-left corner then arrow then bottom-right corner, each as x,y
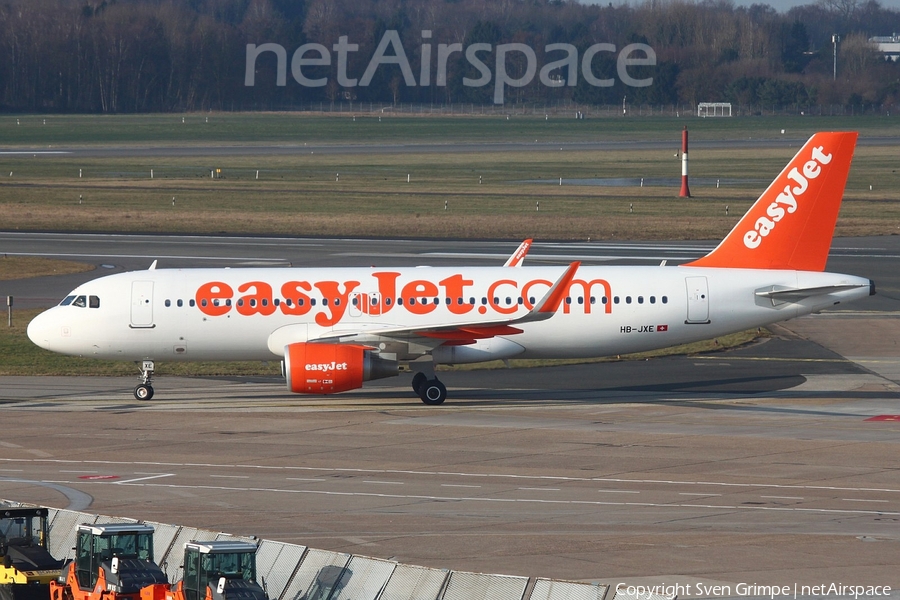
1,234 -> 899,591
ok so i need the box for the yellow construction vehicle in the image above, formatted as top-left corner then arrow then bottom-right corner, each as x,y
49,524 -> 167,600
141,541 -> 266,600
1,507 -> 63,600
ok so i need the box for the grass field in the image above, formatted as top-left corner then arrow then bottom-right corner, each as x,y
2,113 -> 899,240
3,112 -> 899,146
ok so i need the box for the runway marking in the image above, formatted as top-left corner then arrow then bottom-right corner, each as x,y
60,470 -> 98,474
364,480 -> 404,485
598,489 -> 639,494
117,474 -> 174,484
58,479 -> 900,517
761,495 -> 804,500
209,475 -> 249,479
442,484 -> 481,489
0,469 -> 24,472
6,458 -> 899,495
679,492 -> 722,496
842,498 -> 889,503
286,478 -> 325,482
518,487 -> 560,491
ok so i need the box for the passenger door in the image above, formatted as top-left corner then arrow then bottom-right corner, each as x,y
130,281 -> 155,328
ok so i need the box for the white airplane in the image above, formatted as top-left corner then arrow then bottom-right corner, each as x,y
28,132 -> 873,405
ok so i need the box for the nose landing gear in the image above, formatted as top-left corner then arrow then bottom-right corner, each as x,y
134,360 -> 155,400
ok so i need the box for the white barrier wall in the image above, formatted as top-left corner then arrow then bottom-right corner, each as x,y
4,501 -> 613,600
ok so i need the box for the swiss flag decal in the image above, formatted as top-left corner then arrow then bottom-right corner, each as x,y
657,325 -> 669,332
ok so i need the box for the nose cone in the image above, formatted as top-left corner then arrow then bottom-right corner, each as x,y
27,308 -> 59,351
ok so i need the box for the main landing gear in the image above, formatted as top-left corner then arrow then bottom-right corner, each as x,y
411,371 -> 447,405
134,360 -> 155,400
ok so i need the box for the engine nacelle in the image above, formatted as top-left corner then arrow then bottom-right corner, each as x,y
283,343 -> 398,394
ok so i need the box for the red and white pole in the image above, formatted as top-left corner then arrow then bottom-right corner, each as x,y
679,126 -> 691,198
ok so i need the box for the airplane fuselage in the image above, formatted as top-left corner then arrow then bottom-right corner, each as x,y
27,265 -> 872,364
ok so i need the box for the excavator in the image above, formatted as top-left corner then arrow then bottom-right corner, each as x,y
0,507 -> 63,600
49,524 -> 168,600
141,541 -> 267,600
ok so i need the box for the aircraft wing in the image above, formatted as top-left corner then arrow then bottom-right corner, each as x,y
504,238 -> 533,267
311,261 -> 580,347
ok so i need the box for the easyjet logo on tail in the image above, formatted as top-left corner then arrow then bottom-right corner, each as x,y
743,145 -> 832,250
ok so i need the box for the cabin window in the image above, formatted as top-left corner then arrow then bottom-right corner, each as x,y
638,296 -> 644,304
590,297 -> 596,305
614,296 -> 620,304
481,297 -> 488,305
529,297 -> 536,305
201,299 -> 208,307
89,296 -> 100,308
334,298 -> 340,306
409,298 -> 416,305
518,297 -> 524,305
626,296 -> 632,304
433,298 -> 439,305
189,299 -> 196,307
565,297 -> 571,305
165,299 -> 171,308
577,297 -> 584,305
177,299 -> 183,307
469,297 -> 476,305
602,297 -> 608,304
273,299 -> 280,306
662,296 -> 668,304
385,297 -> 392,306
650,296 -> 656,304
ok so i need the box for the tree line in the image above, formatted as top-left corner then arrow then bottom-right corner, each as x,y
1,0 -> 899,113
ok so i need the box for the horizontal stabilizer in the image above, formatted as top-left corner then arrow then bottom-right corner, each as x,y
755,283 -> 870,306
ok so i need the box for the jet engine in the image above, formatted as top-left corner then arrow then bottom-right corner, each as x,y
283,343 -> 398,394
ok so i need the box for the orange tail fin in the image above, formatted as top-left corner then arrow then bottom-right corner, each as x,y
685,132 -> 857,271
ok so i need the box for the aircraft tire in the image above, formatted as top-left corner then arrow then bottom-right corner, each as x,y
419,379 -> 446,405
134,384 -> 154,401
411,372 -> 428,395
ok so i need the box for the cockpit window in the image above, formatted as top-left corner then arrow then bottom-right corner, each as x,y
72,295 -> 87,308
89,296 -> 100,309
60,296 -> 76,306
